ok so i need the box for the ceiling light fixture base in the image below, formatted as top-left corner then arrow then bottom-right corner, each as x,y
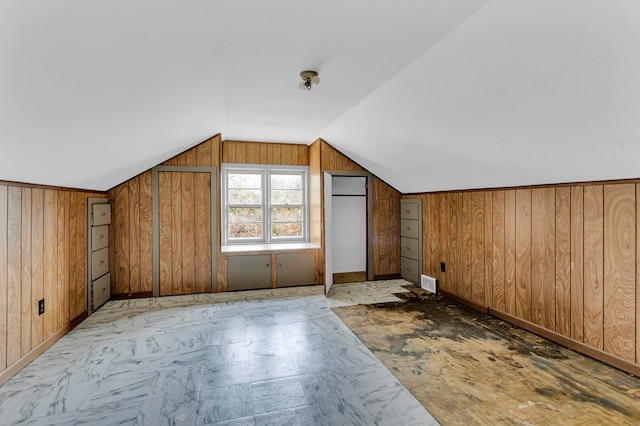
299,70 -> 320,91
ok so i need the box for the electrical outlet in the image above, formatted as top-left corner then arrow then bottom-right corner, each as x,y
440,262 -> 446,273
38,299 -> 45,315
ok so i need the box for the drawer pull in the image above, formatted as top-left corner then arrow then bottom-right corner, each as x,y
406,209 -> 411,213
266,264 -> 270,267
99,234 -> 104,239
406,246 -> 411,250
406,267 -> 412,271
278,263 -> 282,267
101,212 -> 106,216
101,288 -> 106,293
99,260 -> 104,265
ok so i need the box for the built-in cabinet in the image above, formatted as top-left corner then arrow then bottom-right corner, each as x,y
226,251 -> 317,291
87,199 -> 111,313
400,199 -> 422,284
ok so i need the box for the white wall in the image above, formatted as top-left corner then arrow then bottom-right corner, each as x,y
331,177 -> 366,274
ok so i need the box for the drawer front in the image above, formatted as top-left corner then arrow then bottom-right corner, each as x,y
401,257 -> 419,283
91,247 -> 109,280
400,219 -> 419,238
92,204 -> 112,226
93,273 -> 110,310
91,225 -> 109,251
401,202 -> 419,220
401,237 -> 419,261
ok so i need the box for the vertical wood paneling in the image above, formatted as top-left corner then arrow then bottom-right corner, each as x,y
461,192 -> 472,300
31,189 -> 44,347
75,195 -> 86,317
113,184 -> 130,295
139,171 -> 153,293
159,172 -> 172,296
281,144 -> 293,165
428,194 -> 440,278
7,187 -> 22,365
0,186 -> 6,370
515,189 -> 532,321
484,192 -> 493,306
184,147 -> 197,166
246,142 -> 259,164
531,188 -> 556,330
448,193 -> 459,295
389,188 -> 400,275
259,143 -> 268,164
373,179 -> 390,276
195,173 -> 211,293
20,189 -> 32,357
181,173 -> 196,294
603,184 -> 635,361
196,139 -> 212,167
583,185 -> 604,349
504,190 -> 516,315
56,192 -> 68,330
555,187 -> 572,337
438,194 -> 448,290
637,184 -> 640,365
235,142 -> 247,163
571,186 -> 585,341
43,190 -> 58,339
471,192 -> 485,304
492,191 -> 505,311
128,179 -> 141,294
171,173 -> 183,294
67,192 -> 78,319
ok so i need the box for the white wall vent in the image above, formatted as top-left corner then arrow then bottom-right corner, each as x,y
421,274 -> 437,294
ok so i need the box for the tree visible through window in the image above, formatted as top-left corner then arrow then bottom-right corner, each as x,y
223,165 -> 308,244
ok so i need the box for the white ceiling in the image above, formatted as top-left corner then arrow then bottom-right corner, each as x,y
2,0 -> 640,192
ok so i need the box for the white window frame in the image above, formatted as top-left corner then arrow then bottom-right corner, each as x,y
222,163 -> 310,245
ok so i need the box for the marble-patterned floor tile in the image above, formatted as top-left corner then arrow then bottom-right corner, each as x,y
246,336 -> 290,358
196,384 -> 253,425
136,391 -> 198,426
300,370 -> 358,405
282,331 -> 328,354
251,377 -> 308,415
83,370 -> 157,412
249,354 -> 298,382
362,386 -> 436,426
205,342 -> 250,366
290,347 -> 342,376
253,405 -> 315,426
309,395 -> 377,426
149,367 -> 203,398
201,360 -> 252,389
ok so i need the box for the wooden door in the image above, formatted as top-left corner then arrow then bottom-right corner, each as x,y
158,171 -> 212,296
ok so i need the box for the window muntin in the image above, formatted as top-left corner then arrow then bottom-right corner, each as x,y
223,164 -> 309,245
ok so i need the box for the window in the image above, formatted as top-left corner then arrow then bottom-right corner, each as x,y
222,164 -> 309,245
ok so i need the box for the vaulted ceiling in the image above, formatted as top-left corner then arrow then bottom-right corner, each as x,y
2,1 -> 639,192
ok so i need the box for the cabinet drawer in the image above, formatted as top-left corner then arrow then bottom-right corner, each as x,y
91,247 -> 109,280
91,225 -> 109,251
401,257 -> 419,283
400,219 -> 420,238
92,204 -> 111,226
401,202 -> 419,220
401,237 -> 419,261
93,273 -> 110,310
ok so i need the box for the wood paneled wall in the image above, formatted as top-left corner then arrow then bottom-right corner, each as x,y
309,139 -> 401,284
0,182 -> 105,385
108,134 -> 221,297
404,180 -> 640,374
222,140 -> 309,166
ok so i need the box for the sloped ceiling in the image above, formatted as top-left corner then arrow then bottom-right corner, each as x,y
1,0 -> 639,192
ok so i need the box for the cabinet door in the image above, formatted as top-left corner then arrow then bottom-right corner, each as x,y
276,253 -> 316,287
227,255 -> 272,291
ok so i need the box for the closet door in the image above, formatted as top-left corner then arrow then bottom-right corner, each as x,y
158,171 -> 212,296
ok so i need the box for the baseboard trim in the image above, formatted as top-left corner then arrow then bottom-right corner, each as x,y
333,271 -> 367,284
489,308 -> 640,378
372,274 -> 401,281
110,291 -> 154,300
438,289 -> 489,314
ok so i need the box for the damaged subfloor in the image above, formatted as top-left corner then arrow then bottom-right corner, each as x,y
332,286 -> 640,425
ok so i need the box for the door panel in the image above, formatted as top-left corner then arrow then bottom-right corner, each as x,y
159,171 -> 213,296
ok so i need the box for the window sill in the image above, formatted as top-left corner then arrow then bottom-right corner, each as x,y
221,242 -> 321,253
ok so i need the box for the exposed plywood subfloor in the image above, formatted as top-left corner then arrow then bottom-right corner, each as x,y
332,287 -> 640,425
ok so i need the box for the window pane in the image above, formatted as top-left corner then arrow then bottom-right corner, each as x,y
271,189 -> 302,205
229,223 -> 263,239
271,207 -> 302,222
229,189 -> 262,204
272,222 -> 303,238
229,207 -> 262,223
229,173 -> 262,189
271,174 -> 302,190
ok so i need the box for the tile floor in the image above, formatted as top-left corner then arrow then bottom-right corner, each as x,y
0,280 -> 438,426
